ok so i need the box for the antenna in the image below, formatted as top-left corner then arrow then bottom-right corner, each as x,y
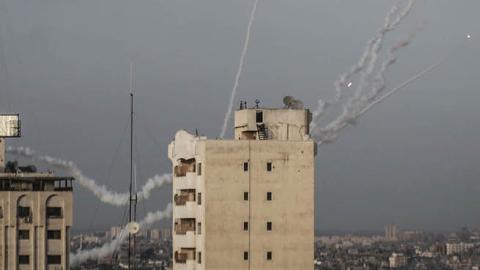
128,63 -> 138,270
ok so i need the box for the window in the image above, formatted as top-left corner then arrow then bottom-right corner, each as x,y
244,251 -> 249,261
244,192 -> 249,201
46,207 -> 62,218
243,162 -> 249,172
198,252 -> 202,264
256,111 -> 263,123
19,230 -> 29,240
267,222 -> 272,231
267,192 -> 272,201
267,162 -> 272,172
197,223 -> 202,235
47,255 -> 61,265
244,222 -> 249,231
47,230 -> 61,240
197,163 -> 202,176
18,206 -> 31,218
18,255 -> 29,265
197,193 -> 202,205
267,251 -> 272,260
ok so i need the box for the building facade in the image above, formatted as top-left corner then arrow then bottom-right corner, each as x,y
0,172 -> 74,270
0,114 -> 73,270
389,253 -> 407,268
385,224 -> 399,241
169,107 -> 316,270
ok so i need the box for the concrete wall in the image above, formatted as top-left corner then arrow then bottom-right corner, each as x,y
0,190 -> 73,270
203,140 -> 314,270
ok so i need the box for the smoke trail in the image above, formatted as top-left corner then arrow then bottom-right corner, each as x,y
220,0 -> 259,138
310,0 -> 421,143
6,146 -> 172,206
311,0 -> 417,130
70,203 -> 173,266
317,61 -> 443,144
315,30 -> 420,143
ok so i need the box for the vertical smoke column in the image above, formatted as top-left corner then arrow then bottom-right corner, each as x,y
220,0 -> 260,138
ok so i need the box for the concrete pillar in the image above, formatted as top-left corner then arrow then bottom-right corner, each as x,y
0,138 -> 5,171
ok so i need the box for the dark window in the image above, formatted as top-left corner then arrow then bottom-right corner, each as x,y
198,252 -> 202,264
46,207 -> 62,218
244,252 -> 249,261
197,223 -> 202,235
243,162 -> 249,172
18,255 -> 29,265
197,193 -> 202,205
267,162 -> 272,172
47,255 -> 61,265
267,251 -> 272,260
19,230 -> 29,240
256,111 -> 263,123
47,230 -> 61,240
244,222 -> 249,231
244,192 -> 249,201
267,222 -> 272,231
18,206 -> 31,218
197,163 -> 202,175
267,192 -> 272,201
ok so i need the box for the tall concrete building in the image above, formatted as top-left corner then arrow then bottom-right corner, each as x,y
169,105 -> 316,270
0,114 -> 74,270
385,224 -> 399,241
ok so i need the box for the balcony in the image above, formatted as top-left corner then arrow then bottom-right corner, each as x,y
175,218 -> 195,235
174,230 -> 196,248
174,190 -> 196,206
175,172 -> 196,190
174,159 -> 196,177
175,248 -> 195,264
175,201 -> 196,218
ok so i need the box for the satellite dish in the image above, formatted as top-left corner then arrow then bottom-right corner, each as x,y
127,222 -> 140,235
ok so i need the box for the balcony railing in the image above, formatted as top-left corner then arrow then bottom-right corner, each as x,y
175,249 -> 195,264
174,191 -> 195,206
175,219 -> 196,235
174,159 -> 196,177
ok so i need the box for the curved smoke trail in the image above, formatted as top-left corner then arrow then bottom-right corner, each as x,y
6,146 -> 172,206
220,0 -> 259,138
70,203 -> 173,266
311,0 -> 417,130
311,0 -> 426,144
317,61 -> 443,145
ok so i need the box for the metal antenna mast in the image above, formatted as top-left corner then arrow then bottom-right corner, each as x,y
128,63 -> 138,270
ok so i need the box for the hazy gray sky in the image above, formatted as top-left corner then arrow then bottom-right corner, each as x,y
1,0 -> 479,232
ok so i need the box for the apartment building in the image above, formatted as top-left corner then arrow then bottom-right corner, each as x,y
0,114 -> 74,270
169,106 -> 316,270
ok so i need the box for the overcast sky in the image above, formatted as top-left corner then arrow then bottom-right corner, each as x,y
1,0 -> 479,233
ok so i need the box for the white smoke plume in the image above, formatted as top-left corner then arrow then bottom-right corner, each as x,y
70,203 -> 173,266
311,0 -> 417,129
311,0 -> 425,144
317,61 -> 443,144
6,146 -> 172,206
220,0 -> 259,138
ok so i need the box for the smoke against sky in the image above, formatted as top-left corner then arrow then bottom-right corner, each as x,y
1,0 -> 479,232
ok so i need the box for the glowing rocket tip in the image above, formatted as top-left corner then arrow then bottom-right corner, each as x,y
347,82 -> 353,88
467,34 -> 471,39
